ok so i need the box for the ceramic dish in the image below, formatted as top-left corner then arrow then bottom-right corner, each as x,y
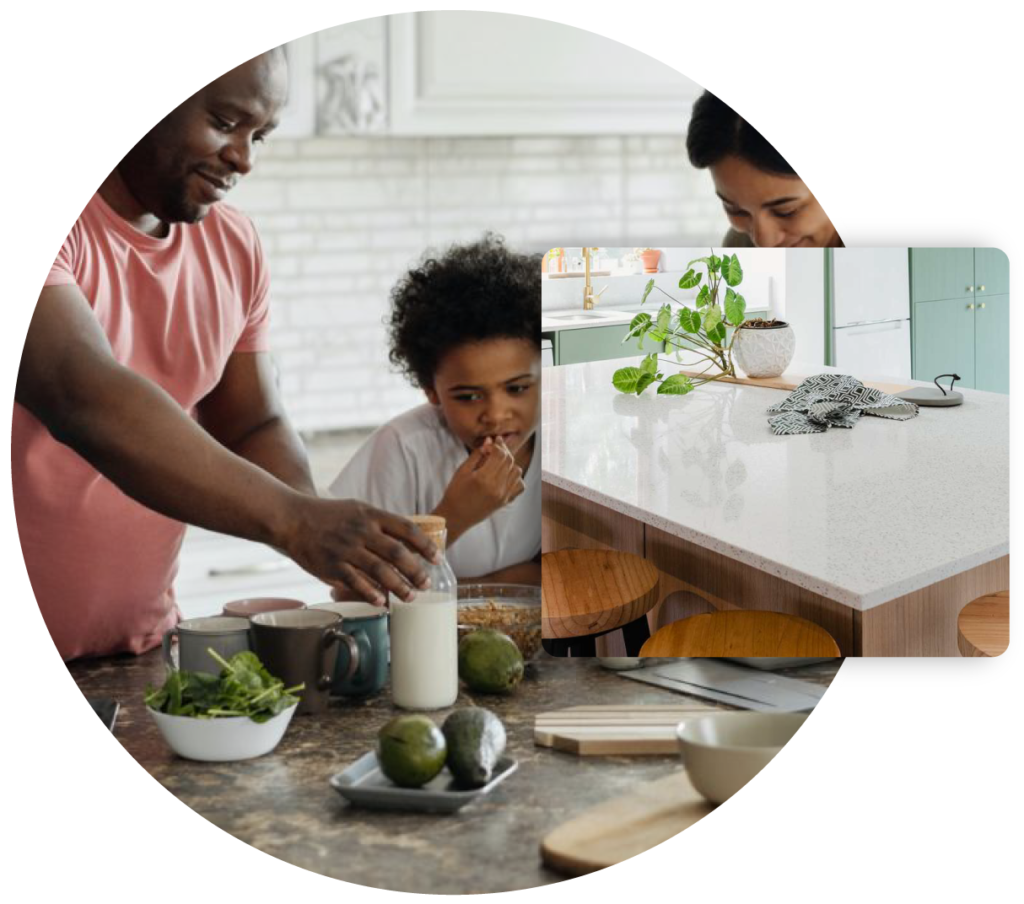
147,703 -> 298,762
458,584 -> 541,660
676,712 -> 807,804
329,751 -> 518,813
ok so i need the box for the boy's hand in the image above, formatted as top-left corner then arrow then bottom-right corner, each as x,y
434,437 -> 524,543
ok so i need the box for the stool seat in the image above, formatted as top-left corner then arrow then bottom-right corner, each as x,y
639,611 -> 841,658
542,549 -> 660,641
957,591 -> 1009,657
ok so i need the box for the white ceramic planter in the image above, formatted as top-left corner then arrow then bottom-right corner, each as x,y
732,323 -> 796,378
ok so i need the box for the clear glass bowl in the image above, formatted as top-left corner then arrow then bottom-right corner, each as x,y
457,583 -> 541,660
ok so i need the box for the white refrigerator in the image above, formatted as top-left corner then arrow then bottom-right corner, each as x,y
830,248 -> 911,378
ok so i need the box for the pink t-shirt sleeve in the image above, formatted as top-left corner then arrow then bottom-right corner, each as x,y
234,224 -> 271,353
44,227 -> 80,287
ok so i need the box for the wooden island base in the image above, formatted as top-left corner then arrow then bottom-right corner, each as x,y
542,482 -> 1009,657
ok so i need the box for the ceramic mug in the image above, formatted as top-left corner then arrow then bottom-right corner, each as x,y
222,597 -> 306,619
312,601 -> 389,697
249,609 -> 360,715
162,616 -> 251,674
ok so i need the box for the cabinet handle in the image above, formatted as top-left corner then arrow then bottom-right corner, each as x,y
966,286 -> 974,292
967,303 -> 975,310
979,302 -> 986,309
978,285 -> 986,292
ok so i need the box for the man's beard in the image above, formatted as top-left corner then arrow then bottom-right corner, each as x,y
158,175 -> 207,224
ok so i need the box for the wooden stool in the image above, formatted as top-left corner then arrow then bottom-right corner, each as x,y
639,610 -> 841,658
957,591 -> 1009,657
542,549 -> 660,656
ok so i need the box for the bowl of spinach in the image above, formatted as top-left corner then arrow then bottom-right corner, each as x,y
145,649 -> 303,762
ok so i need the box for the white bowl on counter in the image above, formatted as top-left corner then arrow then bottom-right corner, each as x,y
147,703 -> 298,762
676,712 -> 808,804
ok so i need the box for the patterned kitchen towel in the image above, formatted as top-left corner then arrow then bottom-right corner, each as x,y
767,373 -> 919,435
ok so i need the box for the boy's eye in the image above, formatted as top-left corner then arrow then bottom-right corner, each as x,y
506,384 -> 530,395
724,205 -> 748,218
211,114 -> 235,132
773,208 -> 799,219
453,393 -> 482,402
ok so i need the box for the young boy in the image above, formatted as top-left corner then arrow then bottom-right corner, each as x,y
329,235 -> 541,585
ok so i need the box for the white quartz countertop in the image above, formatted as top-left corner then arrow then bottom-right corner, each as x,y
541,358 -> 1009,611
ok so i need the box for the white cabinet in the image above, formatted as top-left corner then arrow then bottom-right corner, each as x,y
388,12 -> 700,136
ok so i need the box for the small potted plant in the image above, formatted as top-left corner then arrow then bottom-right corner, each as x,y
612,251 -> 748,397
636,248 -> 661,273
732,317 -> 796,378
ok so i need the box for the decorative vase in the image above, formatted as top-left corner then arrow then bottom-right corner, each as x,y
732,322 -> 796,378
640,250 -> 661,273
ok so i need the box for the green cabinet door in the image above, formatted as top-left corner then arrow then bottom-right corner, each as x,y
974,248 -> 1010,297
974,294 -> 1009,393
912,297 -> 976,388
557,323 -> 646,366
910,249 -> 976,304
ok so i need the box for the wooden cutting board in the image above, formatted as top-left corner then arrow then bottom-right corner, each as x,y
540,771 -> 714,876
534,705 -> 713,755
677,369 -> 912,395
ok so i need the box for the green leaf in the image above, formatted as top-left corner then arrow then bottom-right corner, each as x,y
707,323 -> 727,345
708,254 -> 722,273
703,305 -> 722,334
641,278 -> 655,305
657,374 -> 694,395
724,290 -> 746,325
613,367 -> 643,393
678,268 -> 702,290
722,254 -> 743,286
624,312 -> 651,342
634,372 -> 656,395
686,256 -> 713,270
695,285 -> 710,308
678,307 -> 701,333
656,304 -> 672,332
639,353 -> 659,375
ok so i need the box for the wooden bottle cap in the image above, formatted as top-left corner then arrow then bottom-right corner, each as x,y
408,514 -> 447,547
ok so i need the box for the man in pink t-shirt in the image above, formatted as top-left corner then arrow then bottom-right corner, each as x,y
13,49 -> 436,661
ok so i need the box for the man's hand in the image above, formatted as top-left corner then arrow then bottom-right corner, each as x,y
433,437 -> 524,544
282,497 -> 437,605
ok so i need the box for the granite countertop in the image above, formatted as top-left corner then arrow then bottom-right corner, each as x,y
70,651 -> 838,894
542,358 -> 1009,611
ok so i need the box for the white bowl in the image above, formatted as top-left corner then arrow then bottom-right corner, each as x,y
147,703 -> 298,762
676,712 -> 807,804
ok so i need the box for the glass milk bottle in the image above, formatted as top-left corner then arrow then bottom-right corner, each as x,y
390,515 -> 458,710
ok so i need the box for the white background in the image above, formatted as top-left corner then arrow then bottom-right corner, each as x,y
3,1 -> 1019,902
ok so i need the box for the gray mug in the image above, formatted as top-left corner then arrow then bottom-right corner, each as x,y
162,616 -> 251,674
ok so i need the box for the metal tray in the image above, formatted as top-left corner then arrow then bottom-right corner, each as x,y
329,751 -> 518,813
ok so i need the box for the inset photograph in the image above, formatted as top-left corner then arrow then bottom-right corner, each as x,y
542,246 -> 1008,658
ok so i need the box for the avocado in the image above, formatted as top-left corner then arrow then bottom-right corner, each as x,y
377,715 -> 447,788
442,707 -> 507,788
458,628 -> 524,694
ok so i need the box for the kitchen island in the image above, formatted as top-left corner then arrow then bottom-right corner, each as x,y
542,358 -> 1009,656
69,652 -> 838,893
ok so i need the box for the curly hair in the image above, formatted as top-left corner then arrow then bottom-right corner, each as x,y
387,234 -> 541,389
686,90 -> 796,176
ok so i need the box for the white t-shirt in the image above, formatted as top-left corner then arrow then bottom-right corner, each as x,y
328,404 -> 540,580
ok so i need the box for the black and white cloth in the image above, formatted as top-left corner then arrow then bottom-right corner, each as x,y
767,374 -> 919,435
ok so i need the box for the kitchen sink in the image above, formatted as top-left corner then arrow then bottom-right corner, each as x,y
545,310 -> 626,323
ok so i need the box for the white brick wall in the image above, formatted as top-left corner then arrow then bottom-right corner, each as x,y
230,135 -> 727,433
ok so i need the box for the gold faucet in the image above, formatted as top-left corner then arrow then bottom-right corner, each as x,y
582,247 -> 608,310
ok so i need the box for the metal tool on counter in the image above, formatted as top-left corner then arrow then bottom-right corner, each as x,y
896,373 -> 964,407
619,659 -> 827,712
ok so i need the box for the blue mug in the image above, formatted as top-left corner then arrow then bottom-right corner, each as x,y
312,602 -> 389,697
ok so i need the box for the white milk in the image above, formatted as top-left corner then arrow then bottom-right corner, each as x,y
390,592 -> 458,710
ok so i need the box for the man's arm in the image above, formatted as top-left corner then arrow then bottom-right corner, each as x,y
15,285 -> 436,603
197,351 -> 316,496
